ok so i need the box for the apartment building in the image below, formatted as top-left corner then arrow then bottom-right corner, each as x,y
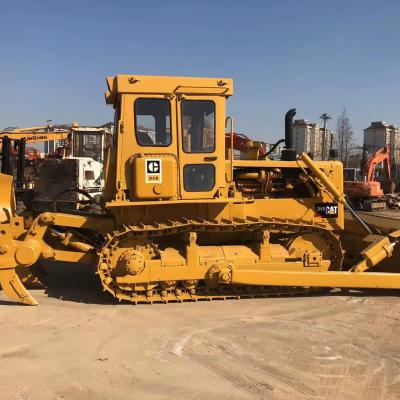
292,119 -> 332,159
364,121 -> 400,165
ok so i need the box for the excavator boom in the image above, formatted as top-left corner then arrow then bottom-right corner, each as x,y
365,144 -> 391,182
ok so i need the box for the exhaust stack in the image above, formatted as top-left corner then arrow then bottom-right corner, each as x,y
281,108 -> 297,161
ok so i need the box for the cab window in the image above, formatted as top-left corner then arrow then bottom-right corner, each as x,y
181,100 -> 215,153
135,98 -> 171,146
183,164 -> 215,191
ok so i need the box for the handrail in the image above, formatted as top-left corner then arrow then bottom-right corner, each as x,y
225,116 -> 234,183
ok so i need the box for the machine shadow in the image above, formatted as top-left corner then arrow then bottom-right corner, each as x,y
42,261 -> 118,305
0,299 -> 31,306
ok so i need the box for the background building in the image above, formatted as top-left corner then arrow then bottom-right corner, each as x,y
264,142 -> 283,159
364,121 -> 400,166
292,119 -> 332,159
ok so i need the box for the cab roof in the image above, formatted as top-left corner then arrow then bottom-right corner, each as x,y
105,74 -> 233,105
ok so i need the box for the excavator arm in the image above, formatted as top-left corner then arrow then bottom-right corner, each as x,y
365,144 -> 391,182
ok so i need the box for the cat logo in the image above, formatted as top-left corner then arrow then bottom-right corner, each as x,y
315,203 -> 338,218
145,159 -> 162,183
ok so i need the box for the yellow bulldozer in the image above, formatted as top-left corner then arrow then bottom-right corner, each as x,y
0,74 -> 399,306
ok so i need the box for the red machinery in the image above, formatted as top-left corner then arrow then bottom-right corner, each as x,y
345,144 -> 392,209
225,132 -> 268,159
365,144 -> 391,183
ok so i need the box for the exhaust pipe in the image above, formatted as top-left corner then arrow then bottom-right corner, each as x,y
1,136 -> 12,175
284,108 -> 296,149
281,108 -> 297,161
16,138 -> 26,188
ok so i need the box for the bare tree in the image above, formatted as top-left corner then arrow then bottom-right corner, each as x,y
335,107 -> 354,167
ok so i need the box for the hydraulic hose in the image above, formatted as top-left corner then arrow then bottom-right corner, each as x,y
264,138 -> 285,158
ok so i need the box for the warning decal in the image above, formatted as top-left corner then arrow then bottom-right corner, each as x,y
145,159 -> 162,183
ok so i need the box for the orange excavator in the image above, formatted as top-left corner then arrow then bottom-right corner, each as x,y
365,144 -> 391,183
345,144 -> 393,210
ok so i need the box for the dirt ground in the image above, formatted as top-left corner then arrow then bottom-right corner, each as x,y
1,263 -> 400,400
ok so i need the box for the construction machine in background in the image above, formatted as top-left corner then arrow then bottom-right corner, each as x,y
345,144 -> 394,210
225,133 -> 285,160
0,125 -> 110,214
33,125 -> 108,212
0,129 -> 70,211
0,74 -> 400,306
225,132 -> 268,159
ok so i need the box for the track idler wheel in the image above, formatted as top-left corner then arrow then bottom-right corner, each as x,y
182,280 -> 198,294
161,280 -> 177,290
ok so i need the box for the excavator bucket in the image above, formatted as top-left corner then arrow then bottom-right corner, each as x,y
0,172 -> 38,305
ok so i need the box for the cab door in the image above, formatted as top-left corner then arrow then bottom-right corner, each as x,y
122,94 -> 179,200
176,95 -> 225,199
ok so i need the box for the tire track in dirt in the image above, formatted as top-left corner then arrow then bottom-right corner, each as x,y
164,297 -> 400,400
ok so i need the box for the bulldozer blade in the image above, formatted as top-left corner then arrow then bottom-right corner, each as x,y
0,269 -> 38,305
0,174 -> 15,222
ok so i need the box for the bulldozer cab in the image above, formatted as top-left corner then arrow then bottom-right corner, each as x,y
105,75 -> 233,202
